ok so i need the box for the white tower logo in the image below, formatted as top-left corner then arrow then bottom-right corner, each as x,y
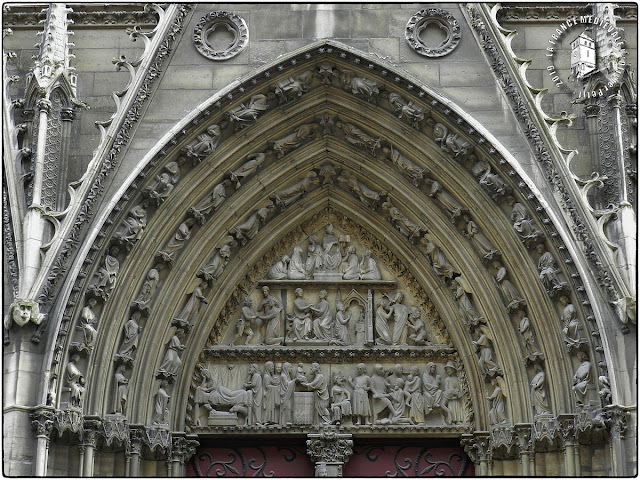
570,32 -> 596,78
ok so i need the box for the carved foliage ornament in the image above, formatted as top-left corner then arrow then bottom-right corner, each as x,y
406,9 -> 461,58
193,11 -> 248,61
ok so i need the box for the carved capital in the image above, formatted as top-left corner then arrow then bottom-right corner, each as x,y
82,417 -> 103,447
557,413 -> 576,445
171,435 -> 200,464
101,414 -> 129,447
461,431 -> 490,464
127,427 -> 145,456
603,405 -> 631,439
30,407 -> 55,437
608,93 -> 623,109
514,423 -> 533,453
306,429 -> 353,464
60,107 -> 76,121
583,104 -> 601,118
145,425 -> 171,454
36,98 -> 52,114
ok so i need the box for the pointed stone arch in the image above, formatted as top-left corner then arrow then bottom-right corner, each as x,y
47,40 -> 613,472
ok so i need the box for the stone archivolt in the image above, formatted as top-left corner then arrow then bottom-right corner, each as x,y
48,43 -> 610,464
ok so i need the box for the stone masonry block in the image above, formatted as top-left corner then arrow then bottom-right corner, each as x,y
439,62 -> 497,87
250,9 -> 303,40
162,66 -> 213,90
349,9 -> 391,38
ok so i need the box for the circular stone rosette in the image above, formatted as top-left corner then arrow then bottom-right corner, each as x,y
405,8 -> 461,57
193,11 -> 248,61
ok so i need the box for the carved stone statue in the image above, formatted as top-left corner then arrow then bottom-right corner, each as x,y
259,294 -> 283,345
472,162 -> 508,200
157,329 -> 185,378
198,244 -> 232,286
227,94 -> 269,130
408,308 -> 429,345
442,361 -> 464,424
230,152 -> 265,189
271,123 -> 318,157
404,366 -> 425,424
288,288 -> 313,341
321,224 -> 342,271
517,310 -> 542,359
370,364 -> 394,424
153,380 -> 170,424
174,282 -> 208,328
536,244 -> 568,295
348,363 -> 372,425
493,262 -> 526,312
339,70 -> 381,103
303,363 -> 331,424
117,312 -> 141,360
305,235 -> 323,276
271,172 -> 319,209
317,61 -> 336,84
374,298 -> 393,345
183,124 -> 222,162
463,220 -> 498,260
530,366 -> 551,415
382,201 -> 424,243
231,205 -> 272,246
423,239 -> 458,280
311,290 -> 333,340
280,362 -> 296,425
198,372 -> 250,422
114,202 -> 148,247
473,326 -> 501,376
338,175 -> 384,208
487,376 -> 507,424
232,297 -> 257,345
268,255 -> 290,280
339,121 -> 382,156
262,361 -> 281,424
132,268 -> 160,313
157,218 -> 195,265
189,180 -> 229,223
288,245 -> 308,280
244,364 -> 263,424
433,123 -> 470,159
452,276 -> 484,326
88,247 -> 120,300
359,249 -> 381,280
79,298 -> 98,349
423,362 -> 452,423
510,203 -> 543,246
332,302 -> 351,345
388,92 -> 425,128
66,354 -> 85,409
559,295 -> 585,348
113,365 -> 128,414
340,246 -> 359,280
429,181 -> 466,223
384,145 -> 425,187
273,70 -> 314,103
573,351 -> 592,405
388,378 -> 411,424
145,161 -> 179,205
330,372 -> 352,424
388,292 -> 410,345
